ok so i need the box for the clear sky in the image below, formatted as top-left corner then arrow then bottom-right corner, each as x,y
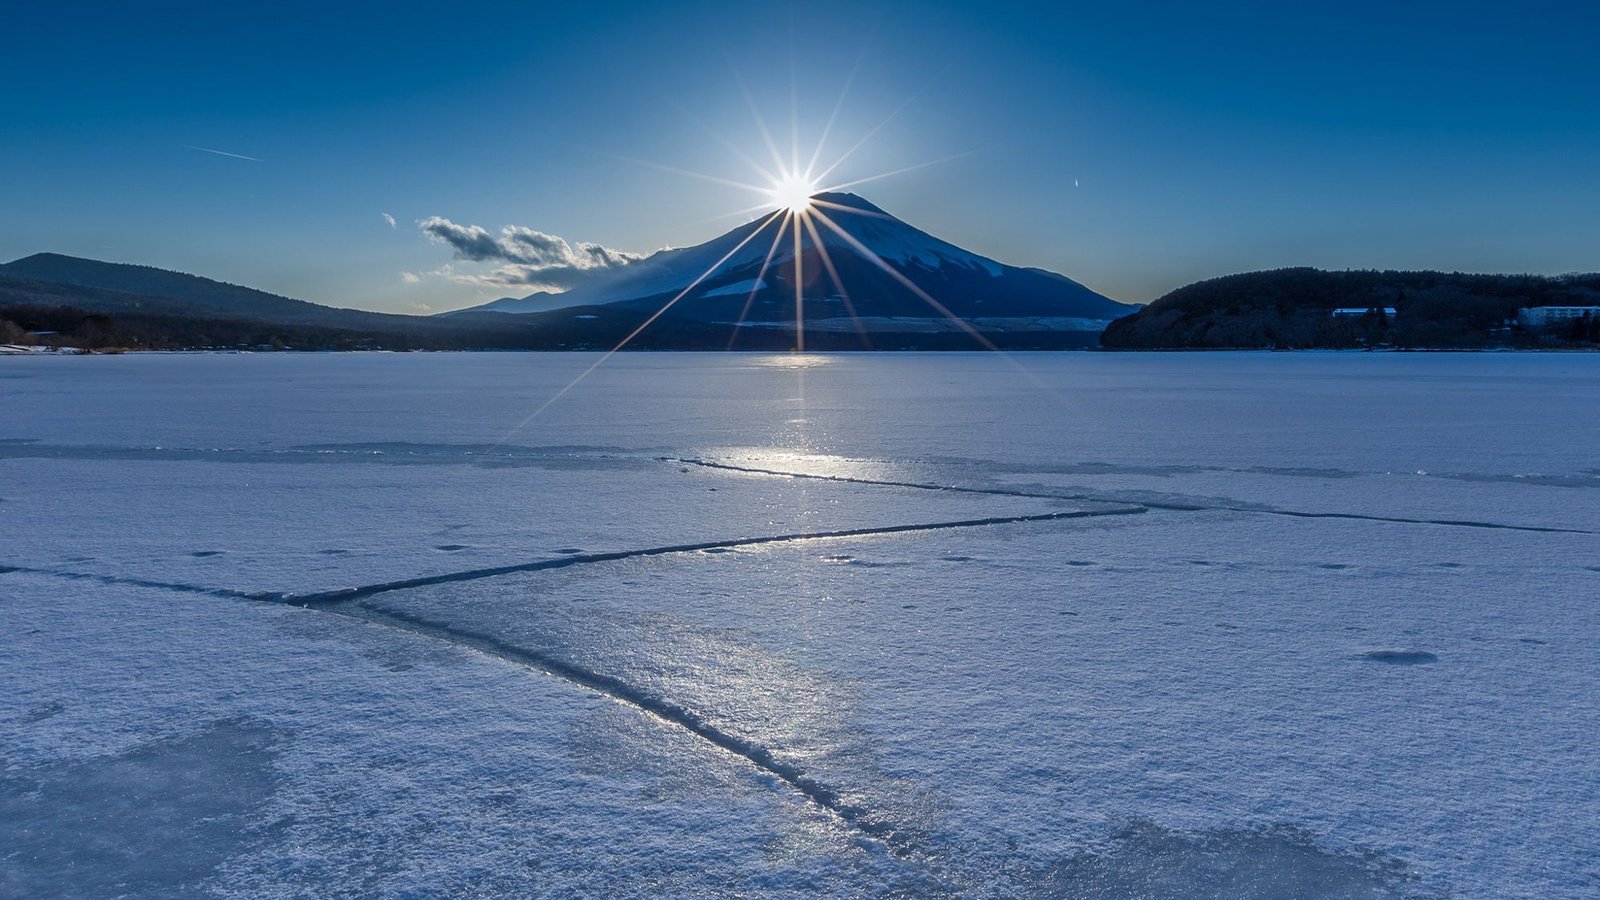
4,0 -> 1597,312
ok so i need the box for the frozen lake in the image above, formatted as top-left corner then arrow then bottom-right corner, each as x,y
3,351 -> 1597,898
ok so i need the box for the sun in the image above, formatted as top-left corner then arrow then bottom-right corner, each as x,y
768,174 -> 817,213
503,80 -> 985,431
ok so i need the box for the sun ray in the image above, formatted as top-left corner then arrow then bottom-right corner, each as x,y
810,96 -> 911,186
788,45 -> 801,175
694,119 -> 783,186
812,209 -> 1075,398
811,64 -> 951,186
597,151 -> 771,196
682,200 -> 796,230
661,99 -> 782,186
804,40 -> 869,180
726,212 -> 792,349
495,211 -> 784,442
792,209 -> 805,352
735,72 -> 789,178
809,198 -> 897,221
810,88 -> 927,184
808,208 -> 1071,402
808,207 -> 1000,352
721,141 -> 780,188
817,150 -> 981,194
799,211 -> 873,348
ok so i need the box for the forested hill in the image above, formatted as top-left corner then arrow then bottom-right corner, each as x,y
1101,268 -> 1600,349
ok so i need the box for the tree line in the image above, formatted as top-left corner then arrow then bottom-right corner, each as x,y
1101,268 -> 1600,350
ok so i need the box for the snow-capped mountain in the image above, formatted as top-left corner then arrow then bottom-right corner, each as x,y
445,193 -> 1134,338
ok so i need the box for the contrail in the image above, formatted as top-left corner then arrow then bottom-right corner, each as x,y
187,145 -> 261,162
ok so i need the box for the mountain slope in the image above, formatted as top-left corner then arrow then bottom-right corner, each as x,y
0,253 -> 418,330
467,291 -> 570,315
0,256 -> 564,350
446,193 -> 1133,337
0,271 -> 573,350
3,194 -> 1134,351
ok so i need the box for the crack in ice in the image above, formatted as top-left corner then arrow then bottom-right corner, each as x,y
322,599 -> 920,853
0,566 -> 260,600
258,506 -> 1148,607
666,458 -> 1598,536
1,504 -> 1146,853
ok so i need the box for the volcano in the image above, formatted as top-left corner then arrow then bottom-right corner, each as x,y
445,193 -> 1134,348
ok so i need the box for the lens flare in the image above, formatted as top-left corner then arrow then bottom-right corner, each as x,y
505,63 -> 1004,439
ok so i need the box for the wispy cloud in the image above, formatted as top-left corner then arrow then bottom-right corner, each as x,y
418,216 -> 643,291
383,212 -> 397,228
400,270 -> 421,284
187,145 -> 260,162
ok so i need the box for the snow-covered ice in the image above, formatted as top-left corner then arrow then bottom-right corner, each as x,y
2,351 -> 1597,897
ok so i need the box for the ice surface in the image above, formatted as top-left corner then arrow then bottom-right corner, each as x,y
3,351 -> 1598,897
1,722 -> 279,899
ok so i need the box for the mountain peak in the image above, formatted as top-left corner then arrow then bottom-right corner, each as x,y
808,192 -> 887,215
7,251 -> 72,265
3,252 -> 217,284
0,251 -> 347,320
445,190 -> 1134,332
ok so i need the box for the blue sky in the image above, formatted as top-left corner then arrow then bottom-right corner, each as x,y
4,0 -> 1597,312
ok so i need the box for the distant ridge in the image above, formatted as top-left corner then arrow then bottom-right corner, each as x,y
466,291 -> 565,315
0,253 -> 552,350
0,253 -> 407,329
1100,267 -> 1600,349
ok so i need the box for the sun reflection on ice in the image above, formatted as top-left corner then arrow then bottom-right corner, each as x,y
751,353 -> 833,370
707,449 -> 897,482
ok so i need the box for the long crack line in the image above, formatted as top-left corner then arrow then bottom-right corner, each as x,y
263,505 -> 1148,607
2,504 -> 1146,855
326,600 -> 917,853
665,457 -> 1596,535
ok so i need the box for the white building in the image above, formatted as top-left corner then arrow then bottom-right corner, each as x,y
1518,306 -> 1600,329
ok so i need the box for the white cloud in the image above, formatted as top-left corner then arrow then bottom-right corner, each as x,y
383,212 -> 397,228
400,270 -> 421,284
418,216 -> 643,292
